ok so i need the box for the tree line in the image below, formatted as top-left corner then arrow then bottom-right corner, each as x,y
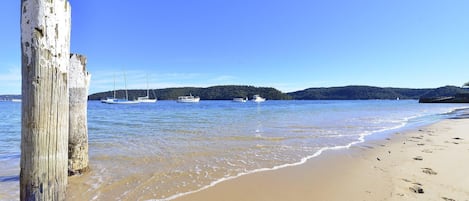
87,85 -> 469,101
88,85 -> 292,100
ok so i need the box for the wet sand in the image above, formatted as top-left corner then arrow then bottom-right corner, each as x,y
174,118 -> 469,201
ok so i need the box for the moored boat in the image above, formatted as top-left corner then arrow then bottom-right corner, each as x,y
137,96 -> 157,103
101,72 -> 139,104
101,98 -> 139,104
233,97 -> 248,102
251,94 -> 266,103
11,98 -> 22,102
137,75 -> 157,103
177,94 -> 200,103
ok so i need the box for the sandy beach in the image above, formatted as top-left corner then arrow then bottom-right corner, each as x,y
173,118 -> 469,201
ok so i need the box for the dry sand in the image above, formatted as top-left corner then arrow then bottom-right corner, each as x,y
174,118 -> 469,201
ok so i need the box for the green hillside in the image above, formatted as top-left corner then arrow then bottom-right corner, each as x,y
85,85 -> 469,101
88,85 -> 292,100
287,85 -> 468,100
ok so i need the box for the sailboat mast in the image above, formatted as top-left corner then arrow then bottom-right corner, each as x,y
124,72 -> 129,100
113,73 -> 116,99
146,75 -> 150,97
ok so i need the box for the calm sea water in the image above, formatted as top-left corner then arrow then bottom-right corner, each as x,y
1,100 -> 468,200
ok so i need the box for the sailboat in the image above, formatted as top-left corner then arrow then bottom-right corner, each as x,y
137,75 -> 157,103
101,72 -> 139,104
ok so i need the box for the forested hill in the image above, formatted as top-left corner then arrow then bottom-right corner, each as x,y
286,85 -> 468,100
88,85 -> 292,100
87,85 -> 468,101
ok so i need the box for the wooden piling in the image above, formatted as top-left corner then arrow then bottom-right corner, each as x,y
68,54 -> 91,175
20,0 -> 71,200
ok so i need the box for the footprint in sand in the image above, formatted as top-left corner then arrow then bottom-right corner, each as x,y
402,179 -> 424,194
413,156 -> 423,161
422,168 -> 437,175
402,178 -> 412,183
409,183 -> 424,194
452,137 -> 463,144
421,149 -> 433,153
441,197 -> 455,201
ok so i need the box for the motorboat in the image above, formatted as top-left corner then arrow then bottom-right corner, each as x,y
177,94 -> 200,103
251,94 -> 266,103
233,97 -> 248,102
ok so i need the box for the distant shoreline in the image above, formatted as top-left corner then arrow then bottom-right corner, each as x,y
3,85 -> 468,101
86,85 -> 468,101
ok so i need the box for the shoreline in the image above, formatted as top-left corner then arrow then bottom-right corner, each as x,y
155,124 -> 404,201
172,118 -> 469,201
64,107 -> 469,201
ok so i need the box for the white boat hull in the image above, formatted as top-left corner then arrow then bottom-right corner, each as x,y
101,98 -> 139,104
177,95 -> 200,103
137,96 -> 157,103
177,98 -> 200,103
138,99 -> 157,103
251,95 -> 266,103
233,98 -> 248,102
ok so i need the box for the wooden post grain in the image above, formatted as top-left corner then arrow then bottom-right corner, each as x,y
20,0 -> 71,200
68,54 -> 91,175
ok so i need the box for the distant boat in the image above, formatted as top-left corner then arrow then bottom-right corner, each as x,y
251,94 -> 266,103
177,94 -> 200,103
101,72 -> 139,104
101,98 -> 139,104
233,97 -> 248,102
11,98 -> 22,102
137,95 -> 157,103
137,75 -> 157,103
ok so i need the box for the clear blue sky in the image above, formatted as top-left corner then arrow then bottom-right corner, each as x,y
1,0 -> 468,94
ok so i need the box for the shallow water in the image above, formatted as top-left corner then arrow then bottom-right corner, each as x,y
1,100 -> 468,200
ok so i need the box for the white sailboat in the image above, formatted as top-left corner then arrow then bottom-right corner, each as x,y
101,72 -> 139,104
137,75 -> 157,103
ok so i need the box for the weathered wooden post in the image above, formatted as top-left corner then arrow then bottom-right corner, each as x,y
20,0 -> 71,200
68,54 -> 91,175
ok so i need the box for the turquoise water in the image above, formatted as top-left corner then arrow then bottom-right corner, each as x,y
1,100 -> 468,200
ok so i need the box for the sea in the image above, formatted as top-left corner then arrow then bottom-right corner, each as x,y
1,100 -> 468,200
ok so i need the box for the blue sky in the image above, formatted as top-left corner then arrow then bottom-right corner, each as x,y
1,0 -> 468,94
